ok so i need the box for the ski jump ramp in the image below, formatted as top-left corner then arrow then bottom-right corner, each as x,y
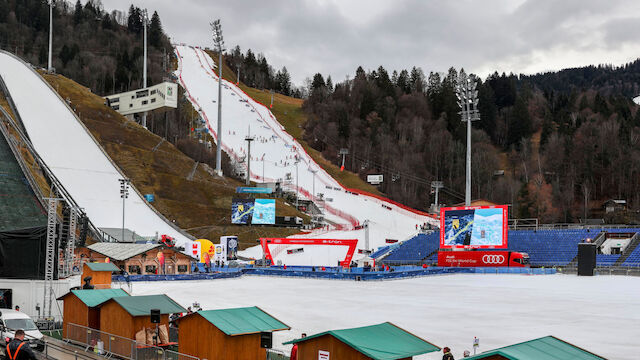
0,51 -> 193,247
175,45 -> 436,264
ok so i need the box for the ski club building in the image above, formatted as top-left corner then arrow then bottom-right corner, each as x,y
284,322 -> 440,360
57,288 -> 129,340
76,243 -> 196,275
177,306 -> 290,360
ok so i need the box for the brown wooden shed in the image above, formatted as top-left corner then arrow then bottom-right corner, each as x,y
57,288 -> 129,340
82,262 -> 120,289
284,322 -> 440,360
97,294 -> 186,357
177,306 -> 290,360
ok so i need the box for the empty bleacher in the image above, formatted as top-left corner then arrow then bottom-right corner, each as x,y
379,227 -> 640,267
380,232 -> 440,264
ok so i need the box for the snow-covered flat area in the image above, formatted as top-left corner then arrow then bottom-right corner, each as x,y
130,274 -> 639,359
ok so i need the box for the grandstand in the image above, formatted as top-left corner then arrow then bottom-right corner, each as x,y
375,228 -> 640,267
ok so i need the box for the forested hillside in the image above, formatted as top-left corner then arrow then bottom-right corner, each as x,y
303,64 -> 640,223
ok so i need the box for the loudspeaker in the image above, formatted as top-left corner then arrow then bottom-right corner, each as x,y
260,332 -> 272,349
577,243 -> 596,276
150,309 -> 161,323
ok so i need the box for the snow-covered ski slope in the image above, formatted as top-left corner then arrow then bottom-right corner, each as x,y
0,51 -> 192,246
175,45 -> 437,263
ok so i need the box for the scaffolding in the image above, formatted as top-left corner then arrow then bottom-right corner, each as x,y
43,197 -> 59,318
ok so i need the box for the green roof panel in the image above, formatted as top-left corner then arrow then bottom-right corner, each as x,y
84,262 -> 120,272
197,306 -> 290,336
284,322 -> 439,360
464,336 -> 605,360
110,295 -> 186,316
65,288 -> 129,307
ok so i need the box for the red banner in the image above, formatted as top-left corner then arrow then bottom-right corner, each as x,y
260,238 -> 358,267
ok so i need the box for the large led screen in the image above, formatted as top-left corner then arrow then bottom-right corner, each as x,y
440,205 -> 508,249
251,199 -> 276,225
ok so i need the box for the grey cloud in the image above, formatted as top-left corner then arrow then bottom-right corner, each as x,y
101,0 -> 640,84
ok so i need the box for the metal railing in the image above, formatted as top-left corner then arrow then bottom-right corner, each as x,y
65,323 -> 199,360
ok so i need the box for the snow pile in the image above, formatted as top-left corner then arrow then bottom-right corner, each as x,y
174,45 -> 437,264
130,274 -> 639,360
0,51 -> 192,246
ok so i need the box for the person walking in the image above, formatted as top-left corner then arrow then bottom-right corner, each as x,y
290,333 -> 306,360
442,346 -> 454,360
6,330 -> 36,360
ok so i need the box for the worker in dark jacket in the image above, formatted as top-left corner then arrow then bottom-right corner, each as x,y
442,346 -> 454,360
6,329 -> 37,360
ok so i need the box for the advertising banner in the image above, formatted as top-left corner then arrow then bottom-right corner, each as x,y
231,198 -> 255,224
252,199 -> 276,224
437,251 -> 510,267
222,236 -> 239,261
214,244 -> 227,264
440,205 -> 508,249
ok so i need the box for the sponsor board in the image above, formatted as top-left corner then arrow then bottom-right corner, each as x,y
437,251 -> 509,267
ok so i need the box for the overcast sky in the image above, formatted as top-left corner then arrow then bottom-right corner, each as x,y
101,0 -> 640,86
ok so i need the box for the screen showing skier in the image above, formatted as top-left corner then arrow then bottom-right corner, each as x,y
440,205 -> 508,249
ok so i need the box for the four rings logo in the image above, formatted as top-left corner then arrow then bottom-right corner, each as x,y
482,255 -> 505,264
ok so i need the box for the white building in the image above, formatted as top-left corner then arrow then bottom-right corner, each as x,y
104,82 -> 178,117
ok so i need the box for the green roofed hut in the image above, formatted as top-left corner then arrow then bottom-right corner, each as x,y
177,306 -> 290,360
82,262 -> 120,289
98,294 -> 185,355
57,288 -> 129,340
284,322 -> 440,360
464,335 -> 606,360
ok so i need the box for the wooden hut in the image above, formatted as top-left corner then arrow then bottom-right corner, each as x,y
284,322 -> 440,360
177,306 -> 290,360
57,288 -> 129,339
464,336 -> 605,360
82,262 -> 120,289
97,294 -> 185,358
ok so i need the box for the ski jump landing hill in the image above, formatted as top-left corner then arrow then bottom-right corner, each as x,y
0,51 -> 193,247
175,45 -> 437,265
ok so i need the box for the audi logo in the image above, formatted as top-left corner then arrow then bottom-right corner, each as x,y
482,255 -> 505,264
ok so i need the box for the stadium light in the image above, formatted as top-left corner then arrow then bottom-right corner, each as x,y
48,0 -> 53,72
119,178 -> 130,242
142,9 -> 149,128
456,71 -> 480,206
210,19 -> 225,176
308,168 -> 318,202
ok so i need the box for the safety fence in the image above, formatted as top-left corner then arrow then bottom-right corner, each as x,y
112,271 -> 242,282
112,266 -> 557,282
65,323 -> 199,360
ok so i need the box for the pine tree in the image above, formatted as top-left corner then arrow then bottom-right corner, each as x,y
149,11 -> 163,48
73,0 -> 83,25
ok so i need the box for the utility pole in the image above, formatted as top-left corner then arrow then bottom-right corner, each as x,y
141,9 -> 149,128
295,160 -> 299,209
456,71 -> 480,206
309,169 -> 318,202
47,0 -> 53,72
245,128 -> 254,185
236,65 -> 241,86
211,19 -> 225,177
270,90 -> 274,109
119,178 -> 130,242
364,220 -> 370,251
431,181 -> 443,212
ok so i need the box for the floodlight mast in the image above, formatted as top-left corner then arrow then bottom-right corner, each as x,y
456,72 -> 480,206
210,19 -> 225,176
48,0 -> 53,72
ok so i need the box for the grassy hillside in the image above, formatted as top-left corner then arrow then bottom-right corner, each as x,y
40,72 -> 308,249
204,50 -> 382,195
